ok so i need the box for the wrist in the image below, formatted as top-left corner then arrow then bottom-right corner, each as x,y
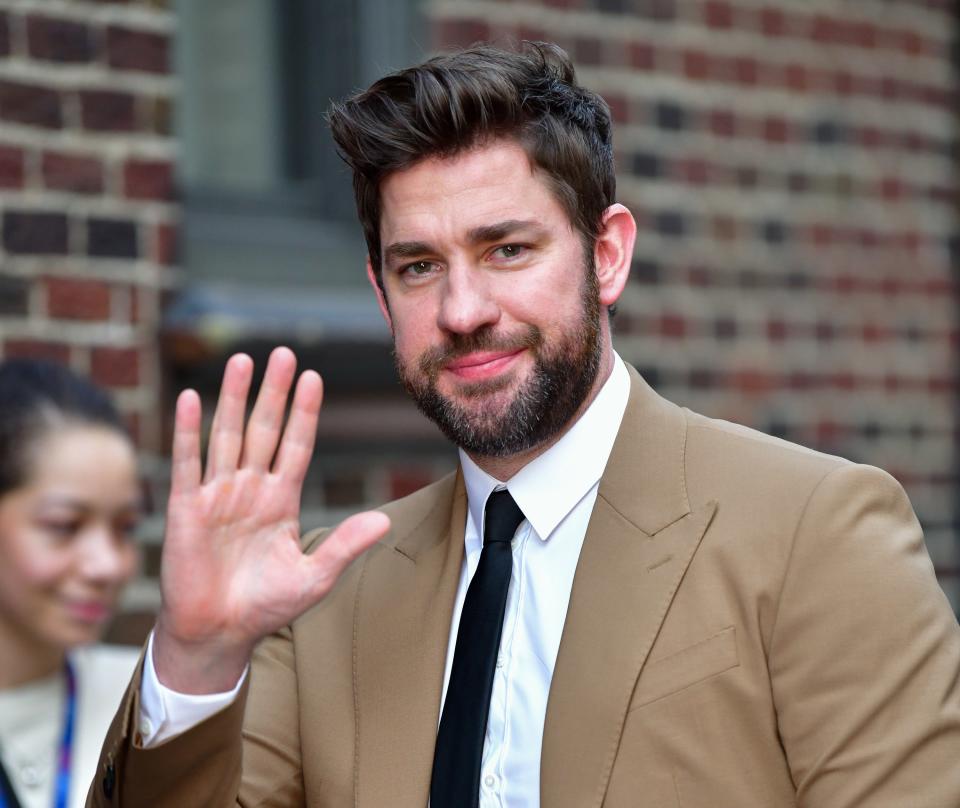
152,614 -> 253,695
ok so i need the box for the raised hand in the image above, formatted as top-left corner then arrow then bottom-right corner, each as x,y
153,347 -> 390,693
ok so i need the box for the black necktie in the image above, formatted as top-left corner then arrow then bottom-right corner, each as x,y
430,489 -> 525,808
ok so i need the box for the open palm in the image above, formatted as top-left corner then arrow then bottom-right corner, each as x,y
154,348 -> 389,692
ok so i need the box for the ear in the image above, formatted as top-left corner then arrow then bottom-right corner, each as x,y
366,257 -> 394,333
593,203 -> 636,309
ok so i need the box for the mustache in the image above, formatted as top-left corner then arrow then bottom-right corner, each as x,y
417,326 -> 542,376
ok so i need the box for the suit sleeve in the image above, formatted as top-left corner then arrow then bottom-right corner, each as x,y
769,463 -> 960,808
85,624 -> 304,808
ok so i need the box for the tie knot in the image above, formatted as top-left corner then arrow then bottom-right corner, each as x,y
483,489 -> 525,546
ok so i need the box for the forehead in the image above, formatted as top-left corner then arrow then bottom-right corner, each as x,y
21,425 -> 137,504
379,140 -> 573,244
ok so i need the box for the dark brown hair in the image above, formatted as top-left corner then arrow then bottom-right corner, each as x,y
0,358 -> 128,496
328,42 -> 615,285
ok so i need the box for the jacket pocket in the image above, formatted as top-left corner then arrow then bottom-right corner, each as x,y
628,626 -> 739,710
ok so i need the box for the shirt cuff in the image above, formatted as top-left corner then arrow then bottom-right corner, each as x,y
138,630 -> 248,747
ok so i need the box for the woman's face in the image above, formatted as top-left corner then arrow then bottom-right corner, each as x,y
0,424 -> 141,652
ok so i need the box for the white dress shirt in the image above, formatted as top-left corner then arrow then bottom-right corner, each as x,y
140,355 -> 631,807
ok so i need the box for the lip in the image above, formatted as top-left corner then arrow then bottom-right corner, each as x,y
444,349 -> 524,381
63,600 -> 113,624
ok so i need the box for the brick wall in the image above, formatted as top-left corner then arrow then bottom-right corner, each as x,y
429,0 -> 960,606
0,0 -> 176,470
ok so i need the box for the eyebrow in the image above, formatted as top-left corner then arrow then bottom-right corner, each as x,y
36,495 -> 142,513
383,219 -> 547,265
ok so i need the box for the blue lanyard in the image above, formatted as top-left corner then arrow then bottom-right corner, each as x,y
0,660 -> 75,808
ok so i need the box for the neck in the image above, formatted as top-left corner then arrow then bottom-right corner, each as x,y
0,619 -> 65,689
467,350 -> 615,481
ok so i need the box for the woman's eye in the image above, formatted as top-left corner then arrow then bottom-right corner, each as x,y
42,521 -> 80,539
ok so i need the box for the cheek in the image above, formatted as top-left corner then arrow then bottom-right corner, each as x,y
0,531 -> 71,593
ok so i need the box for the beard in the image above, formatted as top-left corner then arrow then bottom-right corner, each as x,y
394,265 -> 603,458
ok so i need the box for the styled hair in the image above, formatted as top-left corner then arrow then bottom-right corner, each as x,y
327,41 -> 615,284
0,358 -> 128,496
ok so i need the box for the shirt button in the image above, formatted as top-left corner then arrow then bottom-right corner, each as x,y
20,764 -> 42,788
484,774 -> 496,788
140,717 -> 153,736
496,655 -> 504,669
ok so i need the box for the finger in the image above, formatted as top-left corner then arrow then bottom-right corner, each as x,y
205,354 -> 254,481
273,370 -> 323,483
305,511 -> 391,601
241,346 -> 298,472
171,389 -> 202,495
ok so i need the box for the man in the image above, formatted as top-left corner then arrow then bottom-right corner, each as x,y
89,43 -> 960,807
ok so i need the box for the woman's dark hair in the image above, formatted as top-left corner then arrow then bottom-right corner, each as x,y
0,358 -> 128,496
327,41 -> 615,286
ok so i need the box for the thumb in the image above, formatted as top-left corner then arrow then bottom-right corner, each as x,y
304,510 -> 391,600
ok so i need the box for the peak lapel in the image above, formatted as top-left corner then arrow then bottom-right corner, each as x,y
354,473 -> 467,808
541,366 -> 717,807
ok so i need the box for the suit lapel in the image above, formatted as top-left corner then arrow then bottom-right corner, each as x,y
541,367 -> 717,807
353,472 -> 467,808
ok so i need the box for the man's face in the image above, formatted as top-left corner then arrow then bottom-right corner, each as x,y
373,140 -> 611,458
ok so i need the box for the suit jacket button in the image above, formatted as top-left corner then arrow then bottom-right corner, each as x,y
102,762 -> 116,799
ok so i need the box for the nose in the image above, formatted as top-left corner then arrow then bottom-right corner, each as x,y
437,263 -> 501,335
77,525 -> 134,586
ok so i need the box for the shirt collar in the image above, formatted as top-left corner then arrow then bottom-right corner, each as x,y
459,354 -> 631,542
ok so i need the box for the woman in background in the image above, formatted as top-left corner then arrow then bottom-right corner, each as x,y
0,359 -> 141,808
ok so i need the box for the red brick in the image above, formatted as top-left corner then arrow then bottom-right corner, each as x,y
574,36 -> 603,65
834,71 -> 855,96
91,346 -> 140,387
27,15 -> 94,63
811,14 -> 837,44
763,117 -> 790,143
732,56 -> 758,86
733,369 -> 774,396
123,158 -> 173,200
783,63 -> 808,92
605,94 -> 628,124
45,277 -> 112,321
712,215 -> 738,241
766,320 -> 788,341
154,222 -> 177,265
683,50 -> 710,80
708,109 -> 737,137
628,42 -> 656,71
880,177 -> 903,201
704,0 -> 734,28
433,17 -> 491,47
3,339 -> 70,363
660,313 -> 687,338
389,468 -> 436,500
0,81 -> 62,129
106,26 -> 170,74
758,7 -> 786,37
79,89 -> 137,132
42,151 -> 104,194
676,157 -> 710,185
0,145 -> 24,189
899,30 -> 924,56
850,21 -> 877,48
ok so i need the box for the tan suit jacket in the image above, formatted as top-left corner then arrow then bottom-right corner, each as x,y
88,367 -> 960,807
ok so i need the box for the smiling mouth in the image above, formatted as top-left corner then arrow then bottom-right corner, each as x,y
64,600 -> 112,624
